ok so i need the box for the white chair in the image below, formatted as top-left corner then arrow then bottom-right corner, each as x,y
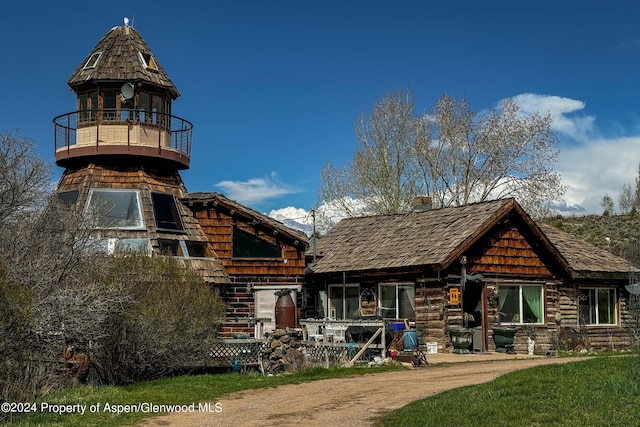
304,322 -> 324,342
326,324 -> 348,343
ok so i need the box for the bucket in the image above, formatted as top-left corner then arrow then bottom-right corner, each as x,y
403,329 -> 418,350
426,342 -> 438,354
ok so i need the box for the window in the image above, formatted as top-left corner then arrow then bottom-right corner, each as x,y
498,285 -> 544,324
579,288 -> 617,326
83,52 -> 102,69
380,283 -> 415,319
138,51 -> 158,71
103,91 -> 117,121
56,190 -> 79,205
87,238 -> 150,255
158,239 -> 182,256
328,284 -> 359,320
157,240 -> 208,258
151,192 -> 184,232
185,241 -> 208,257
232,227 -> 282,258
86,189 -> 144,229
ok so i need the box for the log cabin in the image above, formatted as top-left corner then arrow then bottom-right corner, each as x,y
308,197 -> 639,354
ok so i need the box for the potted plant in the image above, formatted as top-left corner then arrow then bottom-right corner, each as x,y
491,326 -> 517,353
448,326 -> 473,354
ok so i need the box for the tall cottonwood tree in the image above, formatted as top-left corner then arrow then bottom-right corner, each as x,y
319,90 -> 565,224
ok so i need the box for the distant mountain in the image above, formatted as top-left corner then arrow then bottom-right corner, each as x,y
268,207 -> 314,236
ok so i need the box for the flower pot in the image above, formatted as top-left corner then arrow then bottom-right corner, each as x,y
492,327 -> 517,353
448,327 -> 473,354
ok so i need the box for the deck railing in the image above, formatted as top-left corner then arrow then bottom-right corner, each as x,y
53,110 -> 192,163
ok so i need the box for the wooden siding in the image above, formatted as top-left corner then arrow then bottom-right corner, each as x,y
467,227 -> 553,278
190,204 -> 306,277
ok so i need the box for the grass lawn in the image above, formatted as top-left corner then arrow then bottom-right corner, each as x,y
3,365 -> 402,427
375,355 -> 640,427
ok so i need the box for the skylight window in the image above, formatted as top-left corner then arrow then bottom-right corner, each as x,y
86,189 -> 144,229
151,192 -> 184,232
138,51 -> 158,71
83,52 -> 102,69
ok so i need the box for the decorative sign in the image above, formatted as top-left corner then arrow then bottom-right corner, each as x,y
449,287 -> 460,305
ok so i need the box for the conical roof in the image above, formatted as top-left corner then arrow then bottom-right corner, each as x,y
67,24 -> 179,99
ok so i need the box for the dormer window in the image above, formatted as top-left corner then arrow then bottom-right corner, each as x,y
83,52 -> 102,69
138,51 -> 158,71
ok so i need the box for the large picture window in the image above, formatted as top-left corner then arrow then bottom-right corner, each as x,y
86,189 -> 144,229
379,283 -> 415,320
328,284 -> 360,320
232,227 -> 281,258
498,285 -> 544,324
579,288 -> 617,326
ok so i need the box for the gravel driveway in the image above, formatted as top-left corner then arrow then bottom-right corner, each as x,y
138,354 -> 582,427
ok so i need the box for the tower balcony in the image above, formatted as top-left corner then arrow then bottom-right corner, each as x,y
54,110 -> 192,170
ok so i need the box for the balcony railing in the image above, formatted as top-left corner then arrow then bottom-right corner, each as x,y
53,110 -> 193,168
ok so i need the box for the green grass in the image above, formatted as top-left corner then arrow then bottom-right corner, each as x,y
3,365 -> 402,427
375,355 -> 640,427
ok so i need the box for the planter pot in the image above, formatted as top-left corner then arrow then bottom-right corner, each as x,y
492,327 -> 517,353
448,327 -> 473,354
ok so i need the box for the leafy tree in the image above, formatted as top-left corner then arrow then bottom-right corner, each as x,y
601,194 -> 615,216
319,90 -> 565,223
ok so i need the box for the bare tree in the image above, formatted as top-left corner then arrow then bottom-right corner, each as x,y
318,90 -> 566,222
0,131 -> 51,221
319,91 -> 421,218
619,183 -> 635,214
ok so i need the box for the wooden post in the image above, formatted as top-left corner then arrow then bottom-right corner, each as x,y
344,327 -> 383,367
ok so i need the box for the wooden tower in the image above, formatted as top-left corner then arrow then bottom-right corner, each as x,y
53,20 -> 228,284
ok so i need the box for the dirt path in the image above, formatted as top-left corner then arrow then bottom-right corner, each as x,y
138,355 -> 582,427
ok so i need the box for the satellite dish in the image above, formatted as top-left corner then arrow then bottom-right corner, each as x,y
626,283 -> 640,295
120,82 -> 135,100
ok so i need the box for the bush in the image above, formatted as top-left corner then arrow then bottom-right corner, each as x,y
91,255 -> 225,384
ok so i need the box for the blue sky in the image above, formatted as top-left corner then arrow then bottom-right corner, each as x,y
3,1 -> 640,226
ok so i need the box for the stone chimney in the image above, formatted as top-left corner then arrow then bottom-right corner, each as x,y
413,196 -> 433,212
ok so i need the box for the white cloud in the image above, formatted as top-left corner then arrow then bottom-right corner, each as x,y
215,172 -> 300,205
557,136 -> 640,213
512,93 -> 595,141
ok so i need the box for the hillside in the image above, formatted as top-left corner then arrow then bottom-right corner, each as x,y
544,212 -> 640,264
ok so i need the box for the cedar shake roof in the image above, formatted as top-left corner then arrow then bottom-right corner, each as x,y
67,25 -> 179,98
537,223 -> 636,279
313,199 -> 518,274
312,198 -> 633,280
56,164 -> 229,284
183,192 -> 310,245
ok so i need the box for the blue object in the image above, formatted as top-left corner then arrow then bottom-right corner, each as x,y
403,329 -> 418,350
389,322 -> 405,332
231,358 -> 242,372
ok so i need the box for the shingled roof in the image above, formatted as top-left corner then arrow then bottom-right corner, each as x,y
537,223 -> 635,279
312,198 -> 633,280
67,24 -> 179,98
313,198 -> 519,274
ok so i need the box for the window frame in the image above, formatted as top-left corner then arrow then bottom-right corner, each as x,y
85,188 -> 145,230
378,282 -> 416,320
83,52 -> 102,69
498,284 -> 545,325
327,284 -> 360,320
150,191 -> 185,233
232,226 -> 282,259
579,287 -> 618,326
